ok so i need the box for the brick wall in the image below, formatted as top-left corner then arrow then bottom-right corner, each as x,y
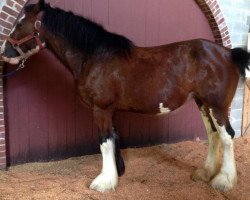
0,0 -> 28,169
0,0 -> 232,168
195,0 -> 232,48
0,59 -> 6,169
218,0 -> 250,48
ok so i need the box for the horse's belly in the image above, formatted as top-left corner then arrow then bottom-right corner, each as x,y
118,86 -> 192,115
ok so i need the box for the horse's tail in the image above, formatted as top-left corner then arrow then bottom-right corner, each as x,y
231,48 -> 250,77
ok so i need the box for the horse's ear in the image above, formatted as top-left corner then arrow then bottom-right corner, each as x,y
34,0 -> 45,13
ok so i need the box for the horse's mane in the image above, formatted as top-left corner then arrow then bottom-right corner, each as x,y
25,3 -> 134,57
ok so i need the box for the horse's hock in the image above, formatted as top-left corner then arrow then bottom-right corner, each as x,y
0,0 -> 232,168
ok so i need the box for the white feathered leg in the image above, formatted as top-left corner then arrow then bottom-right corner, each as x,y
192,107 -> 220,182
210,110 -> 237,191
90,138 -> 118,192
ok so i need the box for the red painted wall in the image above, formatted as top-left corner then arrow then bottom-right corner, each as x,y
5,0 -> 214,165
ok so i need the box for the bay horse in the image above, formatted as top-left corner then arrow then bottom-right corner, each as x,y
1,0 -> 250,192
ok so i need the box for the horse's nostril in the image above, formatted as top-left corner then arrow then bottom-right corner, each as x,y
13,44 -> 19,48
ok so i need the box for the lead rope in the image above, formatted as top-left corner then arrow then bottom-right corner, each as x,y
2,59 -> 27,78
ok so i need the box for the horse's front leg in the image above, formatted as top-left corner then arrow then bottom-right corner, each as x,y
90,106 -> 125,192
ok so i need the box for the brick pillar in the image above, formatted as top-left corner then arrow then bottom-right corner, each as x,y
0,0 -> 29,169
0,60 -> 6,169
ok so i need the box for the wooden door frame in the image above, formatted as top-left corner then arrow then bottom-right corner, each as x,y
242,79 -> 250,136
242,33 -> 250,136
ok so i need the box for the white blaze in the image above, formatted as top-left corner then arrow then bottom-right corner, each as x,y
1,40 -> 7,55
6,14 -> 25,36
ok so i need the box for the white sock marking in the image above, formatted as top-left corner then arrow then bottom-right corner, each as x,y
209,109 -> 237,191
90,139 -> 118,192
200,108 -> 220,175
1,40 -> 7,55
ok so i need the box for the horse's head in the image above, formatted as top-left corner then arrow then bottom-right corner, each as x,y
1,0 -> 46,64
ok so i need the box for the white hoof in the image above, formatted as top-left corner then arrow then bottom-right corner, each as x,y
211,172 -> 237,191
90,172 -> 118,192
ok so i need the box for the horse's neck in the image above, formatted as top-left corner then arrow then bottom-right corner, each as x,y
45,33 -> 85,79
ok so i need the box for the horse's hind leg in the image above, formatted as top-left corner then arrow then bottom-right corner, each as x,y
89,106 -> 125,192
209,108 -> 237,191
192,99 -> 237,191
191,104 -> 221,182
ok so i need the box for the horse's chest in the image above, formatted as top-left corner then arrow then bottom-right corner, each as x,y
76,71 -> 115,108
76,76 -> 95,107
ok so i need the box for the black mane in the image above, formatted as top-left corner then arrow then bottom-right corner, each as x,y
25,4 -> 134,57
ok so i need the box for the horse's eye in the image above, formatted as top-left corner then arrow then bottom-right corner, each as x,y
17,21 -> 24,28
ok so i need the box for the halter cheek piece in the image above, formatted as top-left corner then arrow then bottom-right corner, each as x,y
6,20 -> 44,59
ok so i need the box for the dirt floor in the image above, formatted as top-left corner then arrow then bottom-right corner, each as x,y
0,136 -> 250,200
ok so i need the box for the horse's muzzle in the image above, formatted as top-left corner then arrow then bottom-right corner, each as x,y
1,41 -> 19,58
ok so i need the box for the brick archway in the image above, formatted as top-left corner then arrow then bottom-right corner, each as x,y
195,0 -> 232,48
0,0 -> 231,169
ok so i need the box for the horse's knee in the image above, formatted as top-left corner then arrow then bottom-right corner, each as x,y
93,106 -> 113,134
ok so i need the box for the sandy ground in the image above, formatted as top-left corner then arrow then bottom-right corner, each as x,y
0,136 -> 250,200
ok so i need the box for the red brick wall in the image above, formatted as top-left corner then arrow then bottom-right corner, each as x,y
195,0 -> 232,48
0,0 -> 231,169
0,0 -> 28,169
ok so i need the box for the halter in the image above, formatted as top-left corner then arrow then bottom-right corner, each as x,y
6,20 -> 44,59
3,14 -> 45,78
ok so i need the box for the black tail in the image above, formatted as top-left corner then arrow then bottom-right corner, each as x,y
231,48 -> 250,77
